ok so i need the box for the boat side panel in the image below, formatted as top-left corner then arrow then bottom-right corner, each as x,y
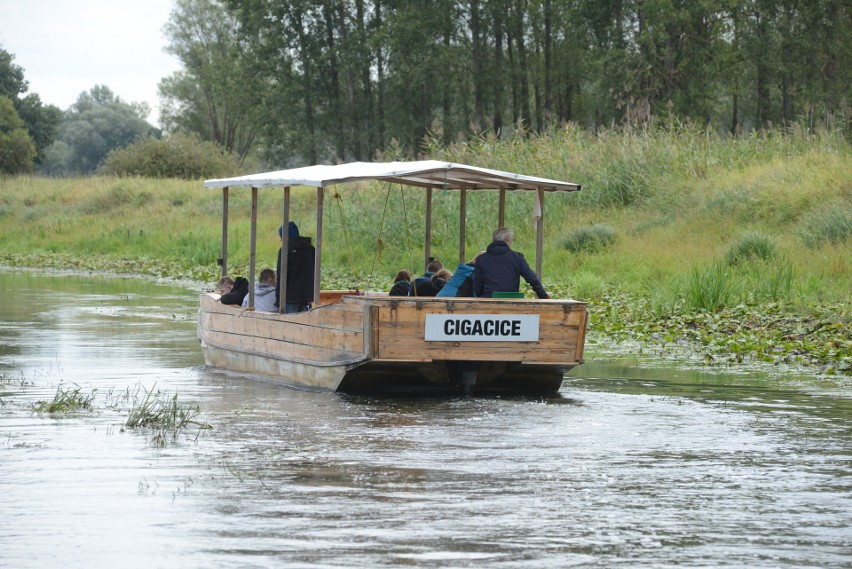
199,295 -> 368,364
368,298 -> 587,364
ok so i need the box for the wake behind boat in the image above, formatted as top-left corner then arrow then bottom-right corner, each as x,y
197,161 -> 587,395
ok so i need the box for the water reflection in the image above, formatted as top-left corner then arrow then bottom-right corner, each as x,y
0,269 -> 850,568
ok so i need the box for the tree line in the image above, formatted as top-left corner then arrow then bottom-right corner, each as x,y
2,0 -> 849,176
160,0 -> 850,166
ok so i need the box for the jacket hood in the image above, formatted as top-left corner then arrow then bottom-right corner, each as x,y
255,283 -> 276,297
486,240 -> 511,256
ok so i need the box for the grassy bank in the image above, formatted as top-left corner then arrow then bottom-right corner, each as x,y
1,124 -> 850,375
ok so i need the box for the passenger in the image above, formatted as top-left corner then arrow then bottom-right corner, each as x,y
474,227 -> 549,299
410,259 -> 443,297
431,268 -> 453,294
389,270 -> 412,296
242,268 -> 278,312
436,251 -> 484,298
214,276 -> 234,296
276,221 -> 316,314
220,276 -> 249,305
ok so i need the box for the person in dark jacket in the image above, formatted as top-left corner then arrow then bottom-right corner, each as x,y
389,270 -> 412,296
219,276 -> 249,305
474,227 -> 549,299
275,221 -> 316,313
410,259 -> 443,297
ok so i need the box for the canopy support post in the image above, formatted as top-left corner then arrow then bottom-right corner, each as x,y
424,188 -> 432,271
535,188 -> 544,278
248,186 -> 258,308
459,188 -> 467,265
220,187 -> 229,277
314,187 -> 324,305
278,187 -> 291,314
498,188 -> 506,228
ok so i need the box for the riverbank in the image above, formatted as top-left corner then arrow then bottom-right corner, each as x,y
2,251 -> 849,378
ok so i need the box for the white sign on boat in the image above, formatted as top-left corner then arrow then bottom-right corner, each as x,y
424,314 -> 540,342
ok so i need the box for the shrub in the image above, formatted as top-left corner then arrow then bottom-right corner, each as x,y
561,224 -> 615,253
725,231 -> 777,265
98,133 -> 240,179
798,206 -> 852,248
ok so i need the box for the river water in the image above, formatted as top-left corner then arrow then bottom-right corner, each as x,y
1,270 -> 850,568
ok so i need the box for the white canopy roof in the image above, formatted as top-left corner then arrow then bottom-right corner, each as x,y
203,160 -> 580,192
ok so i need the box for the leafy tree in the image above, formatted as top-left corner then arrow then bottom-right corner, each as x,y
0,96 -> 36,174
159,0 -> 258,162
45,86 -> 157,175
0,47 -> 62,164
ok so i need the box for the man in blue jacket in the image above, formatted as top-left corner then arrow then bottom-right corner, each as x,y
473,227 -> 549,299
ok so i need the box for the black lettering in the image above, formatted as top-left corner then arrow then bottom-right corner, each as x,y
444,320 -> 454,335
499,320 -> 510,335
512,320 -> 521,336
483,320 -> 495,335
472,320 -> 483,335
461,320 -> 472,335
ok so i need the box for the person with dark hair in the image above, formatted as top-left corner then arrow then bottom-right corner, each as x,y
410,259 -> 444,297
241,268 -> 278,312
389,270 -> 412,296
276,221 -> 316,313
219,276 -> 249,305
474,227 -> 549,299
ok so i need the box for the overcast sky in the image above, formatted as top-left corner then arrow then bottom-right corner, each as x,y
0,0 -> 182,126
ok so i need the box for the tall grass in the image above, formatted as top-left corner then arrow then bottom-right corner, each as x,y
685,261 -> 736,312
1,123 -> 850,304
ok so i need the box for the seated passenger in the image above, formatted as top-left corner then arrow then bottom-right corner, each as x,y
431,268 -> 453,294
436,252 -> 484,298
410,259 -> 443,297
474,227 -> 549,299
214,276 -> 234,297
389,270 -> 412,296
241,268 -> 278,312
220,276 -> 248,305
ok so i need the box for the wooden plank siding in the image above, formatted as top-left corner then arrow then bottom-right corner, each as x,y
200,295 -> 367,365
347,297 -> 587,365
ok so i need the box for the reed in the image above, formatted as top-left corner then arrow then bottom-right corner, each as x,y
685,261 -> 737,312
125,384 -> 210,446
32,384 -> 96,414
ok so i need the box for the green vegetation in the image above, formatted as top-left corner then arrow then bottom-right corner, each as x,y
125,384 -> 211,447
98,134 -> 241,179
1,125 -> 850,375
561,224 -> 616,254
32,384 -> 96,414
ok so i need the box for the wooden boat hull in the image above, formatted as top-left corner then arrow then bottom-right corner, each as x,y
198,293 -> 587,395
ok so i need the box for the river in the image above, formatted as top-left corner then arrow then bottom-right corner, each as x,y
1,270 -> 849,568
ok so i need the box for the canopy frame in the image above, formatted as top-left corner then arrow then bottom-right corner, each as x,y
208,161 -> 581,308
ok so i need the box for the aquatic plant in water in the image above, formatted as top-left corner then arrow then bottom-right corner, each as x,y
32,384 -> 96,414
125,384 -> 211,446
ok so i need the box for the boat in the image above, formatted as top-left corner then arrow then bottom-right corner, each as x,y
197,160 -> 588,395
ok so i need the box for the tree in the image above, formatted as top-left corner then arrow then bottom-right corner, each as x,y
160,0 -> 259,162
44,86 -> 157,175
0,47 -> 61,165
0,96 -> 36,174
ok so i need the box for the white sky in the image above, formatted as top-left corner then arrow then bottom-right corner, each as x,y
0,0 -> 182,127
